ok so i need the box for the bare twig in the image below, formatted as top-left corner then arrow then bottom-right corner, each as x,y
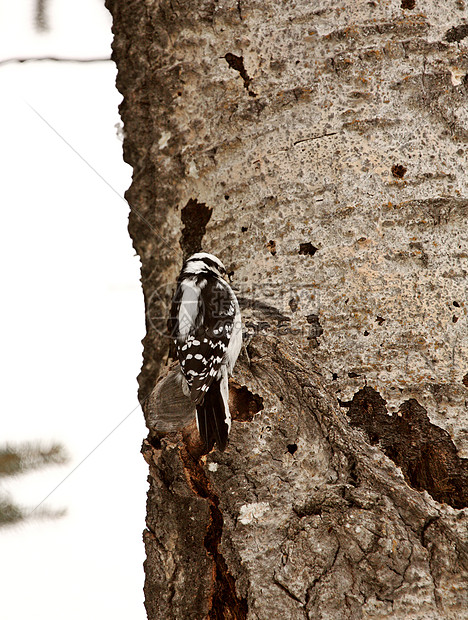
0,56 -> 111,67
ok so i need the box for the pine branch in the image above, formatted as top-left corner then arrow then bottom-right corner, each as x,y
0,442 -> 68,478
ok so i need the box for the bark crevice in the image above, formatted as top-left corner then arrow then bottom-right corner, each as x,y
180,448 -> 248,619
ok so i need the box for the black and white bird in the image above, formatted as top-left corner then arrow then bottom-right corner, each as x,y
169,252 -> 242,451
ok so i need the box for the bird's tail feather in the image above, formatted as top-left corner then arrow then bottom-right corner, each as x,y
196,378 -> 230,451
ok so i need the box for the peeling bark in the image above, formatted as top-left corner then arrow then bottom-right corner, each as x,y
106,0 -> 468,617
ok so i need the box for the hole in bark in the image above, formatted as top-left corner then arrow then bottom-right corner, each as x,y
332,372 -> 338,380
147,436 -> 162,450
266,240 -> 277,255
299,242 -> 318,256
376,316 -> 385,325
287,443 -> 298,455
348,371 -> 360,378
453,315 -> 459,323
224,53 -> 257,96
348,455 -> 360,486
445,24 -> 468,43
306,314 -> 324,338
453,301 -> 460,307
229,381 -> 264,421
241,226 -> 248,232
345,386 -> 468,508
463,373 -> 468,387
363,330 -> 369,336
401,0 -> 415,8
224,195 -> 230,200
180,199 -> 213,258
391,164 -> 407,179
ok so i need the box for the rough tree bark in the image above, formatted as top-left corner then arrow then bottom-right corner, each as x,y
106,1 -> 468,618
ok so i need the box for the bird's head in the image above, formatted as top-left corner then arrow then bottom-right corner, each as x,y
183,252 -> 227,279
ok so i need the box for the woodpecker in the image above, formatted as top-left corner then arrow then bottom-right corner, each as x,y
169,252 -> 242,451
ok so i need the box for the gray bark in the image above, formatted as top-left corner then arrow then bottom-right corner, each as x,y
106,0 -> 468,617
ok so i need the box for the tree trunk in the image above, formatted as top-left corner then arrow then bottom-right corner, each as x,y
106,1 -> 468,617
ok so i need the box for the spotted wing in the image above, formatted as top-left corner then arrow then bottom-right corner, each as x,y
178,276 -> 236,404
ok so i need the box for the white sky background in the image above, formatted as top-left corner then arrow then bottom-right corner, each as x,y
0,1 -> 148,618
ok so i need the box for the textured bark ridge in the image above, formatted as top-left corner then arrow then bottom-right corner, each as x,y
143,339 -> 468,618
106,0 -> 468,617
